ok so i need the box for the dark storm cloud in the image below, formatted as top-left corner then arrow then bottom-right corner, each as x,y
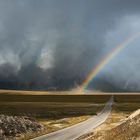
0,0 -> 140,91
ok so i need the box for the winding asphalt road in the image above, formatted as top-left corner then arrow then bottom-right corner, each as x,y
32,96 -> 113,140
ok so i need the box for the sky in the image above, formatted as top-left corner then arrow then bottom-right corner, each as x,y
0,0 -> 140,91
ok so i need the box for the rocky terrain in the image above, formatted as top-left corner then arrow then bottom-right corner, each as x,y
0,115 -> 44,140
85,109 -> 140,140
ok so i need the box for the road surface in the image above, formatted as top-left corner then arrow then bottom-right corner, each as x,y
32,96 -> 113,140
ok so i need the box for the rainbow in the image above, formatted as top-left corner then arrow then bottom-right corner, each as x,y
80,33 -> 140,92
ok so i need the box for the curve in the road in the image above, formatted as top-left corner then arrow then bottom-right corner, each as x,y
32,96 -> 113,140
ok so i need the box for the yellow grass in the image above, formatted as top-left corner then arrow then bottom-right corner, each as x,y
0,89 -> 140,95
0,89 -> 139,140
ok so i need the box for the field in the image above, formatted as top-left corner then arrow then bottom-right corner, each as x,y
0,90 -> 139,139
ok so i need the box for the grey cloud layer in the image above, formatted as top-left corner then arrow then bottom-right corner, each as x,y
0,0 -> 140,91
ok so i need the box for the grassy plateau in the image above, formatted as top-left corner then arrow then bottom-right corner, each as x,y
0,90 -> 139,139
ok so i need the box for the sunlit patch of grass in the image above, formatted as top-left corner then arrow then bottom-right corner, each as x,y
0,101 -> 103,140
14,115 -> 92,140
77,102 -> 140,140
